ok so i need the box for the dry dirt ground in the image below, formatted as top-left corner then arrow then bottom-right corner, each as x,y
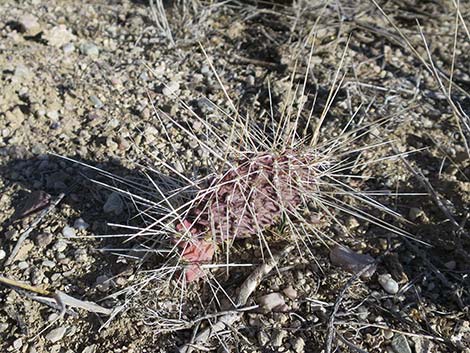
0,1 -> 469,352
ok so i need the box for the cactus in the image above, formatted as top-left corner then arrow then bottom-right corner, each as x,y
174,149 -> 326,281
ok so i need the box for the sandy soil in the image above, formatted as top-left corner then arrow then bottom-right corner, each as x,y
0,1 -> 469,352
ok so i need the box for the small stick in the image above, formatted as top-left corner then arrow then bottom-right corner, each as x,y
0,275 -> 112,316
179,244 -> 294,353
5,193 -> 65,266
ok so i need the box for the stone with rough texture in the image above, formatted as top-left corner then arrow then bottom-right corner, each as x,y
258,292 -> 285,311
45,326 -> 67,343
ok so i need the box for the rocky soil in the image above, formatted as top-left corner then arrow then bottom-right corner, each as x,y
0,1 -> 469,352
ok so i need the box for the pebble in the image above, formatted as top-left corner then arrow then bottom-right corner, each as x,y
63,42 -> 75,54
103,192 -> 124,215
391,334 -> 412,353
62,226 -> 76,238
408,207 -> 423,221
42,260 -> 56,268
74,248 -> 88,263
0,323 -> 8,333
45,326 -> 67,343
258,292 -> 285,311
13,338 -> 23,350
17,261 -> 29,270
43,25 -> 75,47
53,240 -> 67,253
13,64 -> 33,81
162,81 -> 180,96
378,274 -> 399,294
89,95 -> 104,109
0,249 -> 6,260
95,274 -> 111,291
74,218 -> 89,231
80,42 -> 100,57
36,233 -> 54,247
18,14 -> 41,36
82,344 -> 96,353
292,337 -> 305,353
330,245 -> 376,279
272,329 -> 287,347
282,285 -> 298,300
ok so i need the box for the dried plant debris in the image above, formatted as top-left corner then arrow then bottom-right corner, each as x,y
0,0 -> 469,352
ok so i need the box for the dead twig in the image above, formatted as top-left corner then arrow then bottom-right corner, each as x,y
179,244 -> 294,353
5,193 -> 65,266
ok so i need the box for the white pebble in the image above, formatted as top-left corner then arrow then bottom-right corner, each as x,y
13,338 -> 23,350
378,274 -> 399,294
17,261 -> 29,270
53,240 -> 67,253
62,226 -> 76,238
0,249 -> 6,260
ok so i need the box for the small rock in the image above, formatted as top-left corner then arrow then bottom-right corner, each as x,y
14,64 -> 33,82
89,95 -> 104,109
391,334 -> 412,353
378,274 -> 399,294
272,329 -> 287,347
47,110 -> 59,121
15,241 -> 34,261
82,345 -> 96,353
18,14 -> 42,36
444,260 -> 456,270
53,240 -> 67,253
13,338 -> 23,350
62,226 -> 76,238
0,249 -> 6,260
95,274 -> 111,291
43,25 -> 75,47
292,337 -> 305,353
408,207 -> 423,221
330,245 -> 376,279
36,233 -> 54,247
383,329 -> 394,339
45,326 -> 67,343
42,260 -> 56,268
17,261 -> 29,270
74,248 -> 88,263
0,323 -> 9,333
162,81 -> 180,96
103,192 -> 124,215
258,292 -> 285,311
74,218 -> 89,231
282,285 -> 297,300
80,42 -> 99,57
62,42 -> 75,54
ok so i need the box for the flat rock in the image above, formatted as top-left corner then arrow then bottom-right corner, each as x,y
258,292 -> 285,311
45,326 -> 67,343
330,245 -> 376,279
391,334 -> 412,353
